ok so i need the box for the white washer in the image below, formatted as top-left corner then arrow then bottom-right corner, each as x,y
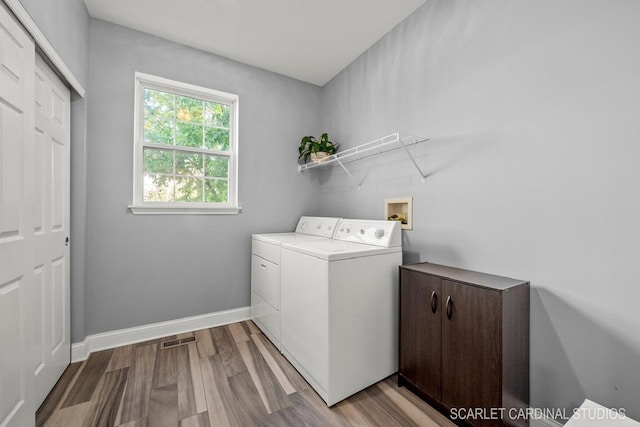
280,219 -> 402,406
251,216 -> 340,349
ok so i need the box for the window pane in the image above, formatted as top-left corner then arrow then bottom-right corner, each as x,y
205,179 -> 228,203
176,95 -> 203,123
205,127 -> 229,151
176,122 -> 203,148
144,174 -> 174,202
205,156 -> 228,178
144,89 -> 174,120
144,116 -> 174,145
175,177 -> 203,202
176,152 -> 203,176
144,148 -> 173,174
204,102 -> 229,128
144,89 -> 175,145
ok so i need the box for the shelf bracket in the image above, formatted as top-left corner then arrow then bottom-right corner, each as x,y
398,136 -> 429,182
335,158 -> 353,179
335,158 -> 363,189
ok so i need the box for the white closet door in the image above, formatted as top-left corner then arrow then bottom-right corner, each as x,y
0,3 -> 36,427
32,54 -> 70,408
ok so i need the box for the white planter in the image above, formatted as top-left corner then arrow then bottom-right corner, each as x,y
310,152 -> 330,162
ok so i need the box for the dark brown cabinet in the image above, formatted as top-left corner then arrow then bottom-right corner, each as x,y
399,263 -> 530,427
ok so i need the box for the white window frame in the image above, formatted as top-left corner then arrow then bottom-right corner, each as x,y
129,72 -> 241,215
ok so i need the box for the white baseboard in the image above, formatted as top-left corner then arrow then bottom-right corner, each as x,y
71,306 -> 250,362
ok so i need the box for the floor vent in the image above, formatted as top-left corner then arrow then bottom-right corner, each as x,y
161,335 -> 197,349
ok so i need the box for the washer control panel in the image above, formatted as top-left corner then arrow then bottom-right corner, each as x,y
334,219 -> 401,247
295,216 -> 340,238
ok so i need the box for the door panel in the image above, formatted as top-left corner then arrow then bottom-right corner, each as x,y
51,257 -> 65,352
33,265 -> 45,376
0,277 -> 29,426
32,54 -> 71,408
0,3 -> 35,426
0,104 -> 23,236
33,128 -> 45,234
399,269 -> 442,400
51,138 -> 64,229
441,280 -> 501,426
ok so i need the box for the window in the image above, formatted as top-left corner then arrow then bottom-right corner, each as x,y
129,72 -> 240,214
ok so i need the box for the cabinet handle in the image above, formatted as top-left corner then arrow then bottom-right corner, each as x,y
446,296 -> 452,320
261,264 -> 266,269
430,291 -> 437,314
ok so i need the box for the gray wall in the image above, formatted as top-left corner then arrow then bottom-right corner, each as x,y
17,0 -> 90,342
17,0 -> 89,85
85,20 -> 321,336
319,0 -> 640,420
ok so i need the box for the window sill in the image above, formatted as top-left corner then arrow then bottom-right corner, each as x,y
128,204 -> 242,215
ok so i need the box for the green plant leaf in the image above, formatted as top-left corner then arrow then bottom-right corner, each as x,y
298,133 -> 338,161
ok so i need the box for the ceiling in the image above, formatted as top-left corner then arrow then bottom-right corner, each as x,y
83,0 -> 426,86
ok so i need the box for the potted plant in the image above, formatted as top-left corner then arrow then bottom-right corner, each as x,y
298,133 -> 339,163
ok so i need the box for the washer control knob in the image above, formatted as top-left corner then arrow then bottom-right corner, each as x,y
317,224 -> 321,229
345,227 -> 351,233
300,222 -> 306,229
360,229 -> 365,235
374,229 -> 385,239
328,225 -> 332,230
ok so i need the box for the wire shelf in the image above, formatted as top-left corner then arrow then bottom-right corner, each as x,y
298,132 -> 428,181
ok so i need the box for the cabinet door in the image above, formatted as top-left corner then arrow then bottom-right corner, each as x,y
399,269 -> 442,400
441,280 -> 501,426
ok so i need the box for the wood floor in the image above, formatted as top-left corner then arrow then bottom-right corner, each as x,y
36,320 -> 454,427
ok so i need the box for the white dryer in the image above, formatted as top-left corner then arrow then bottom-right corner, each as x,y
280,219 -> 402,406
251,216 -> 340,349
